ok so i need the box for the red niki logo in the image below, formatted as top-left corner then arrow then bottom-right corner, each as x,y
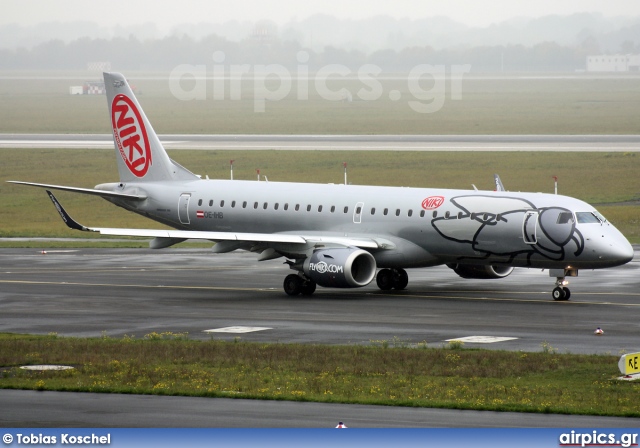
111,94 -> 152,177
421,196 -> 445,210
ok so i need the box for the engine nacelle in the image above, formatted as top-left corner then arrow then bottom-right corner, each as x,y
303,248 -> 377,288
447,263 -> 514,279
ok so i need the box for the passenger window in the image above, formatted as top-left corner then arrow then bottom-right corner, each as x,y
242,201 -> 247,208
371,208 -> 376,215
408,210 -> 413,217
432,211 -> 438,218
263,202 -> 268,210
330,206 -> 335,213
198,199 -> 202,206
445,211 -> 450,219
395,209 -> 400,216
356,206 -> 362,214
384,208 -> 388,216
220,200 -> 224,207
231,201 -> 236,208
344,206 -> 349,213
284,203 -> 289,211
209,200 -> 213,207
254,202 -> 258,209
420,210 -> 425,218
458,212 -> 463,219
318,205 -> 323,212
307,204 -> 311,212
295,204 -> 300,211
274,203 -> 279,210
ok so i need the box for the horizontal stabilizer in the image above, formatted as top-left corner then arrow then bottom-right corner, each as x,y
8,181 -> 146,200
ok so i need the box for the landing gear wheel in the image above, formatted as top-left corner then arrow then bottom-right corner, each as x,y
376,269 -> 394,290
283,274 -> 302,296
552,286 -> 567,301
392,269 -> 409,290
562,287 -> 571,300
300,280 -> 316,296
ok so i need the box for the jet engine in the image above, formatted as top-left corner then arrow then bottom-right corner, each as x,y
303,248 -> 377,288
447,263 -> 514,279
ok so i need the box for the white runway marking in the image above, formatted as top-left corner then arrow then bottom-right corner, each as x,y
204,326 -> 272,334
445,336 -> 518,343
20,365 -> 74,371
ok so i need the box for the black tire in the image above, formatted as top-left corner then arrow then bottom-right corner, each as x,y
376,269 -> 394,290
283,274 -> 302,296
552,286 -> 566,301
300,280 -> 317,296
562,287 -> 571,300
392,269 -> 409,290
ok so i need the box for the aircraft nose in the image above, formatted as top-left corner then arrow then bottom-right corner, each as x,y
601,234 -> 634,266
618,240 -> 635,264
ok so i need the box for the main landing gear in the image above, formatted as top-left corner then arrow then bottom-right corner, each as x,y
550,268 -> 578,301
375,268 -> 408,291
283,274 -> 316,296
283,268 -> 409,296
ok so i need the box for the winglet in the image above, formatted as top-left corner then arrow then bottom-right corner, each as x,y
46,190 -> 94,232
494,174 -> 506,192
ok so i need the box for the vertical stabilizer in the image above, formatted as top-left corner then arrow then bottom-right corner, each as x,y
104,72 -> 197,183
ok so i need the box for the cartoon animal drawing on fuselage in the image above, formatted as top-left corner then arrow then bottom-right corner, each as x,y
431,195 -> 585,265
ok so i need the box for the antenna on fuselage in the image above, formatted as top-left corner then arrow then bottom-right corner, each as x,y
256,169 -> 260,181
552,175 -> 558,195
343,162 -> 347,185
230,160 -> 235,180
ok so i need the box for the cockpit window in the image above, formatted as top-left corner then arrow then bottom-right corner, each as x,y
593,210 -> 607,223
556,212 -> 574,224
576,212 -> 602,224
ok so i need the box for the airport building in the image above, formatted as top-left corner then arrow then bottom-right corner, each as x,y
586,54 -> 640,72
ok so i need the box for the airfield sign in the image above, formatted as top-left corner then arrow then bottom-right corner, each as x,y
618,352 -> 640,375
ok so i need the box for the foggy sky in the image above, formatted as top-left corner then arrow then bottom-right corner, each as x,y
4,0 -> 640,29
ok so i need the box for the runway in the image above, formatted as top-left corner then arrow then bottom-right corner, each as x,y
1,134 -> 640,151
1,247 -> 639,427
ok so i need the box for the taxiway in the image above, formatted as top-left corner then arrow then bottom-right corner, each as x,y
1,247 -> 639,427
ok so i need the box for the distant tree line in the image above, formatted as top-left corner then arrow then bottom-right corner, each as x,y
0,34 -> 600,72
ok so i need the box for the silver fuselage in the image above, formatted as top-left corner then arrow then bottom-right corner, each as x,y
103,179 -> 634,271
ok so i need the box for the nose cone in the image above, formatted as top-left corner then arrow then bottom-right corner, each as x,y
616,238 -> 635,264
598,230 -> 634,267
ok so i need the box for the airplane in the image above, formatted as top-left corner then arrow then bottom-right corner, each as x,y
8,72 -> 634,301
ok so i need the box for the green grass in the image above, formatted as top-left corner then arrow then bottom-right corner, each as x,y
2,149 -> 639,242
1,75 -> 639,134
0,333 -> 637,417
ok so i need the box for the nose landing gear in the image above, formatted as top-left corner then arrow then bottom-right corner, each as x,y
550,268 -> 578,301
552,283 -> 571,301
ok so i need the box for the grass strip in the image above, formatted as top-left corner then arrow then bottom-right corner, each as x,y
2,149 -> 639,243
0,333 -> 637,417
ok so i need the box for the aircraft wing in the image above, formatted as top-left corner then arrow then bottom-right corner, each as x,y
45,190 -> 386,250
